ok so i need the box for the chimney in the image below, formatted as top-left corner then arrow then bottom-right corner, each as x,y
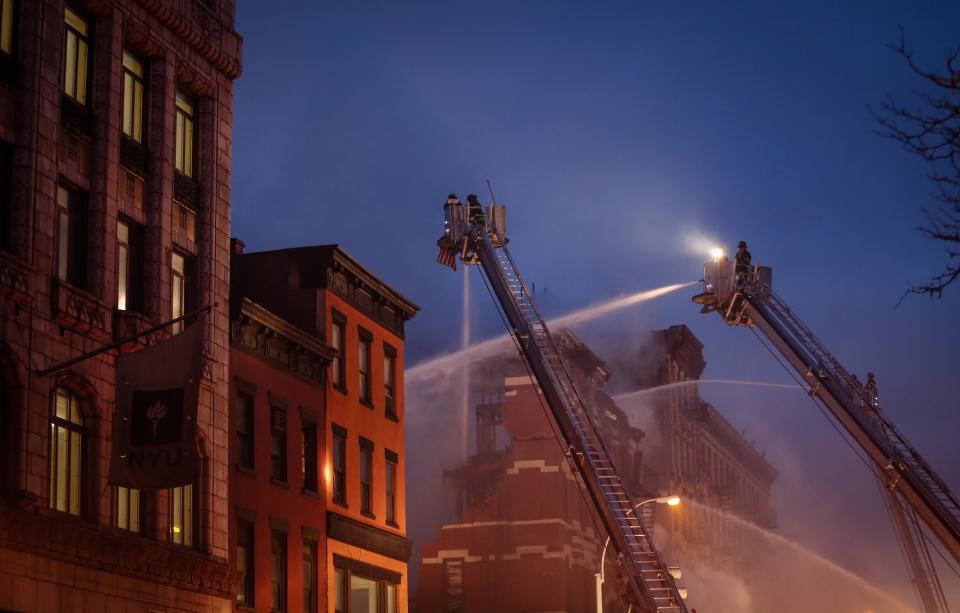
231,237 -> 245,255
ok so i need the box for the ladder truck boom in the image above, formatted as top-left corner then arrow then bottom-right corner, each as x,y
694,255 -> 959,612
437,202 -> 688,613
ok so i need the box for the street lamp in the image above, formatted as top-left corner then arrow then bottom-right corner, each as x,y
595,495 -> 681,613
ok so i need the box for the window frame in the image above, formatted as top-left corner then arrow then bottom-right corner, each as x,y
236,386 -> 255,471
333,559 -> 400,613
383,343 -> 397,421
359,437 -> 373,518
114,485 -> 142,533
358,328 -> 372,407
270,404 -> 288,484
62,6 -> 91,106
385,449 -> 398,527
271,529 -> 288,613
169,482 -> 196,547
237,516 -> 255,607
56,184 -> 87,289
332,424 -> 346,506
121,49 -> 146,144
302,539 -> 317,613
331,311 -> 346,393
0,0 -> 15,57
301,420 -> 318,493
48,387 -> 85,516
174,89 -> 196,178
116,217 -> 143,312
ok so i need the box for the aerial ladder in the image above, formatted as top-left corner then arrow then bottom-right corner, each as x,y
437,201 -> 689,613
694,254 -> 958,613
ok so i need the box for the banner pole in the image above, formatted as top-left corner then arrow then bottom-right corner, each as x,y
35,303 -> 218,377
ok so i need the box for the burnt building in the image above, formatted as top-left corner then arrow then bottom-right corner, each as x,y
0,0 -> 241,610
615,325 -> 778,572
417,326 -> 778,612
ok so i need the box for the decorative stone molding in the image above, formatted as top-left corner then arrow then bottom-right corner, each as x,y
52,280 -> 111,341
0,250 -> 31,307
0,504 -> 235,598
132,0 -> 243,80
113,310 -> 170,352
230,299 -> 333,387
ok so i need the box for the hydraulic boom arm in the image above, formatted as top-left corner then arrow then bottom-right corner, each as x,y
694,258 -> 959,612
438,205 -> 688,613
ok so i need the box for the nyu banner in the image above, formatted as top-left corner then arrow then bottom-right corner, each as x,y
109,323 -> 203,489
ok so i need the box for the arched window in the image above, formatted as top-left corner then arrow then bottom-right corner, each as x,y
49,388 -> 84,515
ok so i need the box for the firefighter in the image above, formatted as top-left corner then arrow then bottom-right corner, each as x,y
444,193 -> 461,210
865,372 -> 879,407
734,240 -> 752,287
467,194 -> 485,226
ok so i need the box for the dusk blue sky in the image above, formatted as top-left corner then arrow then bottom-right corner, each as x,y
233,1 -> 960,607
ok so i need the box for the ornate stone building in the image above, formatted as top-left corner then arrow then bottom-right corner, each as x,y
0,0 -> 241,610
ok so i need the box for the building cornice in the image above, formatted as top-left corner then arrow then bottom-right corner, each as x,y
231,298 -> 334,386
132,0 -> 243,79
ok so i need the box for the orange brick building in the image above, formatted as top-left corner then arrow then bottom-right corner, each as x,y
0,0 -> 242,610
231,243 -> 419,613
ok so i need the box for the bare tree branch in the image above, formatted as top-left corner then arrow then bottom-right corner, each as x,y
874,29 -> 960,300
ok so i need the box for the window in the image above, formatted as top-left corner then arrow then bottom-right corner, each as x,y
303,541 -> 317,613
333,563 -> 400,613
331,315 -> 345,390
170,483 -> 194,546
383,345 -> 397,419
121,51 -> 145,143
237,518 -> 255,606
56,185 -> 87,288
116,219 -> 143,311
385,450 -> 397,526
334,568 -> 346,613
175,90 -> 195,177
271,530 -> 287,612
0,0 -> 13,56
49,388 -> 84,515
270,405 -> 287,482
236,389 -> 254,470
358,330 -> 372,405
332,425 -> 346,505
115,486 -> 141,533
359,438 -> 373,516
301,421 -> 317,492
171,251 -> 194,333
63,7 -> 89,105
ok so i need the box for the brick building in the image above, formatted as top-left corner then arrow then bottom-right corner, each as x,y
418,326 -> 779,612
418,330 -> 651,612
231,243 -> 419,613
0,0 -> 241,610
228,292 -> 334,613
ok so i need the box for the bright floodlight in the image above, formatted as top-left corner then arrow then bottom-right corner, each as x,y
710,247 -> 724,260
656,496 -> 681,506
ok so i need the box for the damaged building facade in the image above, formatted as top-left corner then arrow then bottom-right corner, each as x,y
417,325 -> 777,611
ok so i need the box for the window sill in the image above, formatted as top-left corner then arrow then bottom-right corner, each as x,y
302,488 -> 320,499
361,511 -> 376,520
385,412 -> 399,423
360,399 -> 374,410
333,499 -> 348,509
236,464 -> 255,477
270,477 -> 289,489
386,520 -> 399,529
237,605 -> 256,612
333,384 -> 348,396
